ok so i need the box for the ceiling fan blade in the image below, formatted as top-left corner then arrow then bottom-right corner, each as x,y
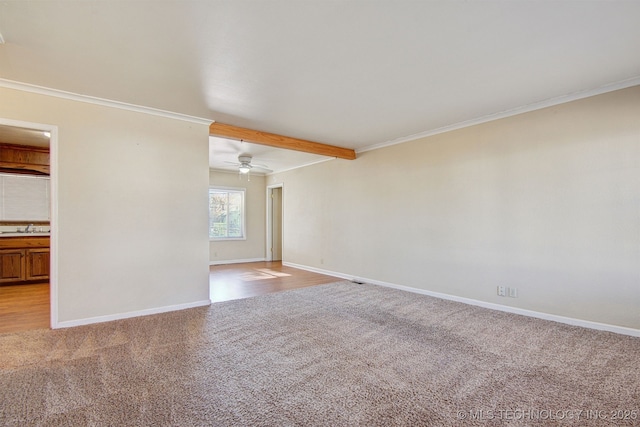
223,161 -> 241,165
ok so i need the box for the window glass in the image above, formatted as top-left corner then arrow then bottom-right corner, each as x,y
209,188 -> 245,240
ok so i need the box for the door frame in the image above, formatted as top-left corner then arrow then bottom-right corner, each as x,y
265,183 -> 283,262
0,117 -> 58,329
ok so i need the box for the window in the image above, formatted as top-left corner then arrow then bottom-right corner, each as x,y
209,187 -> 245,240
0,173 -> 50,221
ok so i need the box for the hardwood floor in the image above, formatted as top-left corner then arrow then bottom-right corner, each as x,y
0,282 -> 50,334
210,261 -> 340,303
0,262 -> 339,334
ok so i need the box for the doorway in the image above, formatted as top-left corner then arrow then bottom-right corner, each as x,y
0,118 -> 57,332
266,184 -> 283,262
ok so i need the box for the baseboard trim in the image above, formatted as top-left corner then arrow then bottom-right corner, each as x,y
284,262 -> 352,280
53,299 -> 211,329
284,262 -> 640,338
210,257 -> 266,266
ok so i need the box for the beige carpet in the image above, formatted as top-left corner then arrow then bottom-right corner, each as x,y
1,281 -> 639,426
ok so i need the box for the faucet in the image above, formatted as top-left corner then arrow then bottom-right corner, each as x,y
24,224 -> 34,233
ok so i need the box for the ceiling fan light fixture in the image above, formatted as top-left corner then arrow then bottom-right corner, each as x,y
238,164 -> 251,174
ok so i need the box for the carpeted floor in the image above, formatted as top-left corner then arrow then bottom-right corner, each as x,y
1,281 -> 639,426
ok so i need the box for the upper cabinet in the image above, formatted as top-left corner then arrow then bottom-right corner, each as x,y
0,143 -> 50,176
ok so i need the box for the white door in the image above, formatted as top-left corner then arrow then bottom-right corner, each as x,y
267,185 -> 283,262
271,187 -> 282,261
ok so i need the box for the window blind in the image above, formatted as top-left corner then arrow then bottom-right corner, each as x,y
0,173 -> 50,221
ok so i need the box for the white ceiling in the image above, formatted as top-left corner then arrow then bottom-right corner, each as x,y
1,1 -> 639,173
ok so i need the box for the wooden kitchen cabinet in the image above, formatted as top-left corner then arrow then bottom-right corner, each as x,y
0,237 -> 50,284
0,143 -> 50,175
0,249 -> 25,282
26,248 -> 50,280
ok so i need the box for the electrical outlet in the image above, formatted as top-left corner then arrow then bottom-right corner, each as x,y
497,286 -> 506,297
509,287 -> 518,298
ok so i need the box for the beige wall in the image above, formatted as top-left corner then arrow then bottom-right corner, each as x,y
270,86 -> 640,329
209,170 -> 266,263
0,87 -> 211,324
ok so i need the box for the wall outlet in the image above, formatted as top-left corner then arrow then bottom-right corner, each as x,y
498,286 -> 518,298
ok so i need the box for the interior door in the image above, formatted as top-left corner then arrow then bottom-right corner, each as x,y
271,187 -> 282,261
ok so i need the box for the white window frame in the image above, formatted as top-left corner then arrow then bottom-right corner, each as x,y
209,186 -> 246,241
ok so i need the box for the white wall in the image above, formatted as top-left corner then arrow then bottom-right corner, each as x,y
270,86 -> 640,330
209,170 -> 266,263
0,86 -> 211,325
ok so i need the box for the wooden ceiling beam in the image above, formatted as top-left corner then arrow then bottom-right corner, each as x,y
209,122 -> 356,160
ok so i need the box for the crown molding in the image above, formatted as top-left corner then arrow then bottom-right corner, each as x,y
209,167 -> 267,176
267,157 -> 335,176
5,75 -> 638,155
0,78 -> 212,125
209,156 -> 334,176
357,76 -> 640,154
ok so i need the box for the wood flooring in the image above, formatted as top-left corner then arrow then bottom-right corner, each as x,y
0,261 -> 339,334
209,261 -> 340,303
0,282 -> 50,334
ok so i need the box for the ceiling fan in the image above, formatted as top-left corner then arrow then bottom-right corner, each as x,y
225,154 -> 272,179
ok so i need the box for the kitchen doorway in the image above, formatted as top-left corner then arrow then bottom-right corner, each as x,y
266,184 -> 283,262
0,118 -> 57,332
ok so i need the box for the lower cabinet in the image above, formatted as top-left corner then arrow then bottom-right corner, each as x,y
0,250 -> 25,282
0,242 -> 50,284
26,248 -> 50,280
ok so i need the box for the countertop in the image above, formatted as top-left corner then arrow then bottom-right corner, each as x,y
0,232 -> 51,237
